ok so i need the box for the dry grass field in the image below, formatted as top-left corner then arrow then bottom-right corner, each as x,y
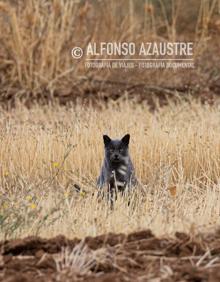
0,1 -> 220,281
1,98 -> 220,240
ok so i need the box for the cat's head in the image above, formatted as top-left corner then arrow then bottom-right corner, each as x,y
103,134 -> 130,164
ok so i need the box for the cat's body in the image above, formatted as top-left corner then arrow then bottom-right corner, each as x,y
97,134 -> 137,197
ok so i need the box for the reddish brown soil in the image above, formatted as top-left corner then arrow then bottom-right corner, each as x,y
1,230 -> 220,281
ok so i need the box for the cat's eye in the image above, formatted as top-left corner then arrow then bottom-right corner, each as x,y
119,148 -> 123,153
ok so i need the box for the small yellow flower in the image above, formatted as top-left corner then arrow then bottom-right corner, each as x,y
30,203 -> 37,209
52,162 -> 59,168
64,191 -> 69,198
26,195 -> 32,201
3,170 -> 9,177
79,191 -> 86,197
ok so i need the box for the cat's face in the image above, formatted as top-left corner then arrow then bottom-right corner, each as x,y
103,134 -> 130,164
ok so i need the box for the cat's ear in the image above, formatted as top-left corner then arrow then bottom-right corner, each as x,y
121,134 -> 130,146
103,135 -> 111,146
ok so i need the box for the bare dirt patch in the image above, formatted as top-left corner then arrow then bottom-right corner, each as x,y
1,229 -> 220,281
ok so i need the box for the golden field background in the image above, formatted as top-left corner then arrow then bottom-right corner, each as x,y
0,0 -> 219,240
1,99 -> 220,239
